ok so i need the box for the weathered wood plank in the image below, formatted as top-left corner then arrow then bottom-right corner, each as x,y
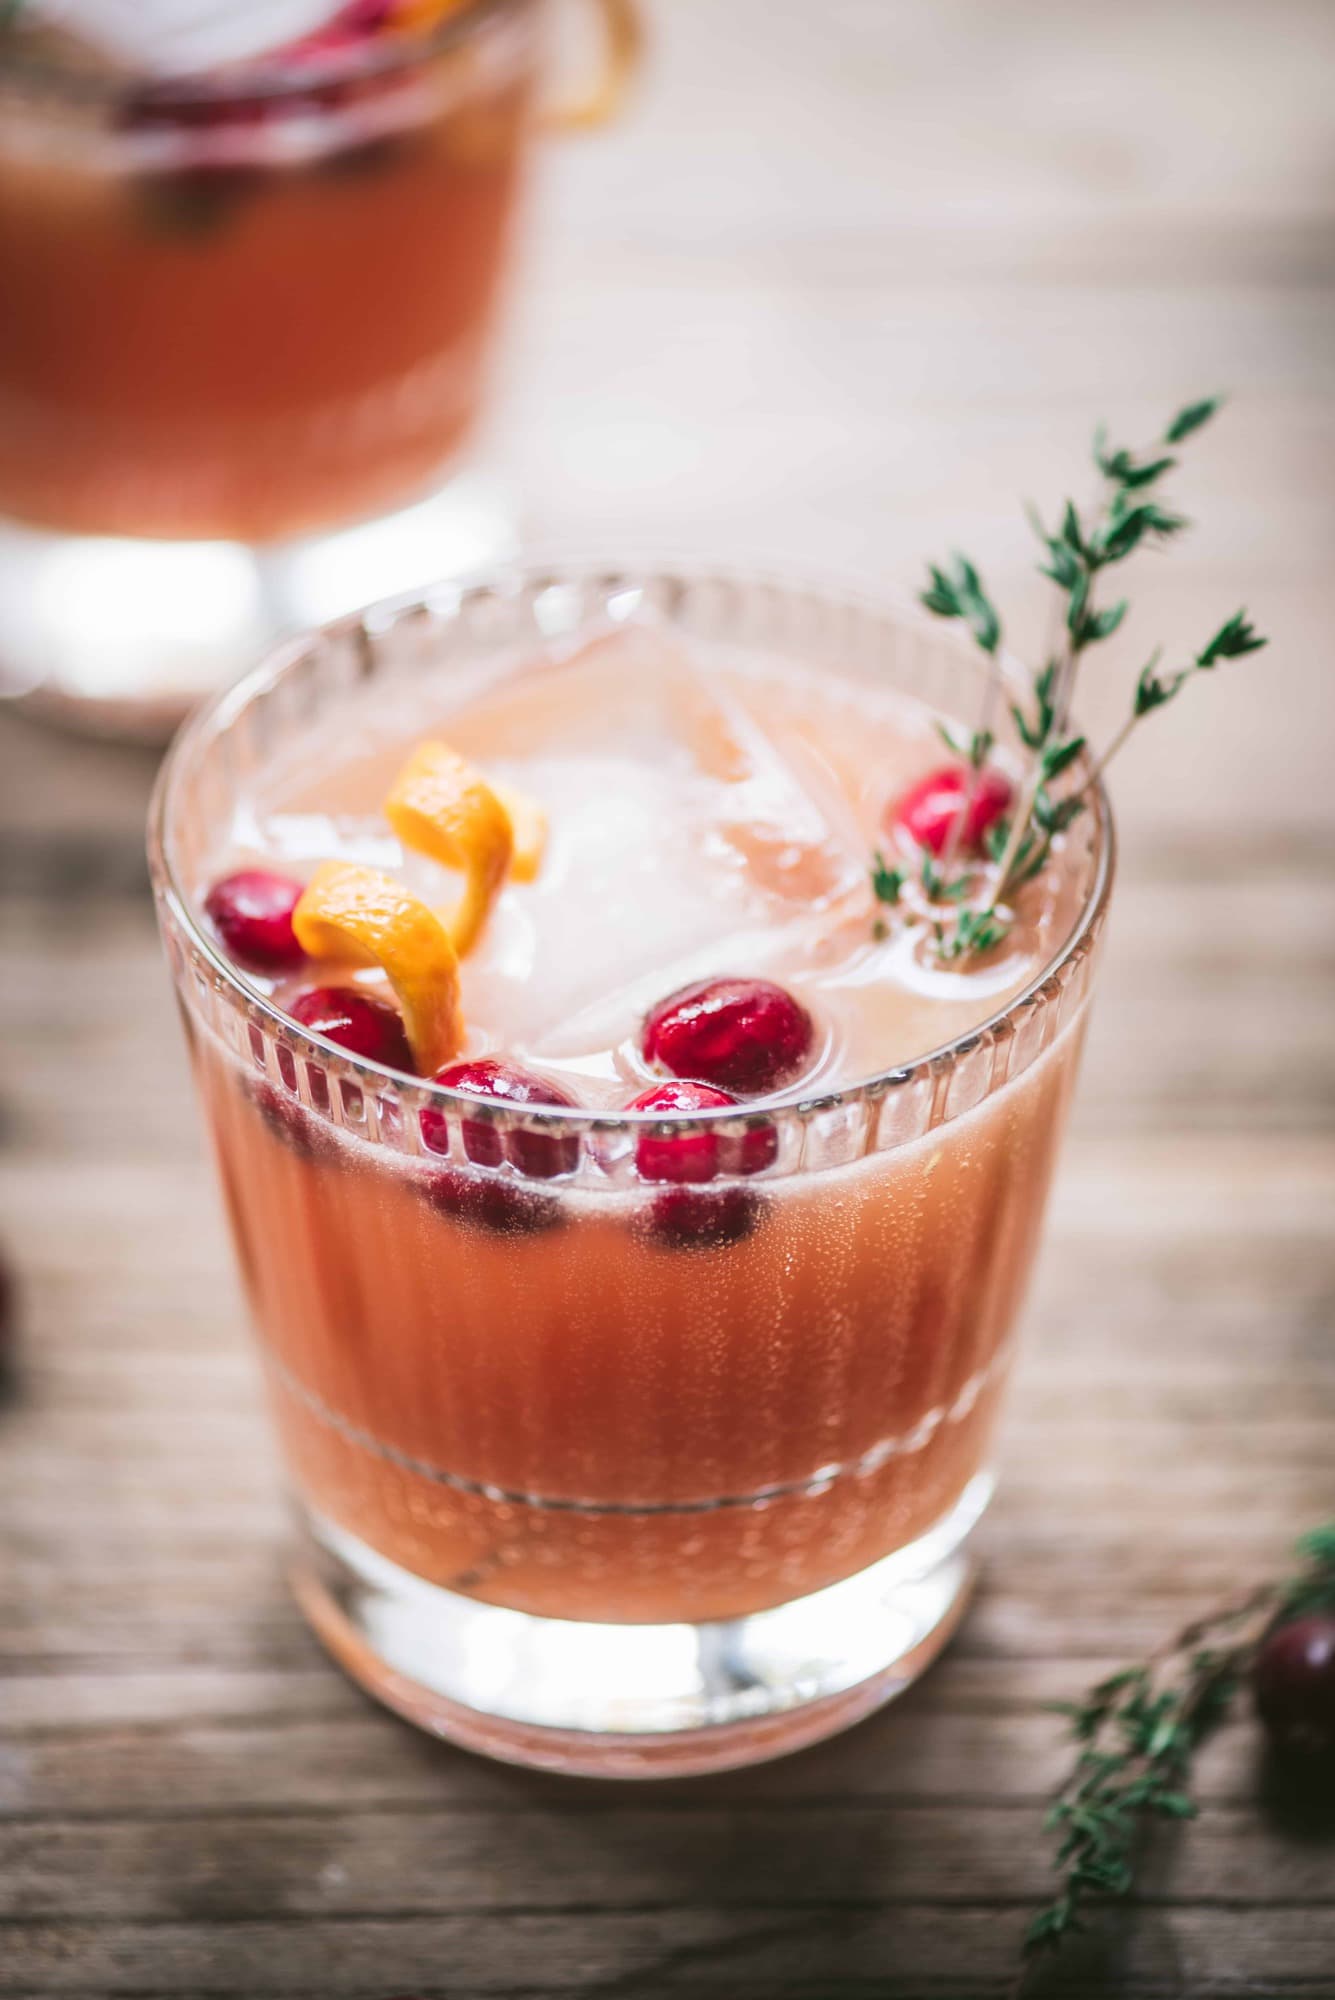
5,1801 -> 1334,1921
2,1906 -> 1334,1996
0,1694 -> 1295,1819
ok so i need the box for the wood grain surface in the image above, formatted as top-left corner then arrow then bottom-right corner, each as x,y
2,2 -> 1334,1994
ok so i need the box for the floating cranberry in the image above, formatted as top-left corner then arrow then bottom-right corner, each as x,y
289,987 -> 413,1074
1254,1615 -> 1335,1757
888,763 -> 1013,857
645,1186 -> 761,1253
629,1080 -> 735,1183
642,978 -> 814,1097
422,1168 -> 562,1239
423,1058 -> 581,1179
629,1080 -> 778,1183
205,870 -> 306,974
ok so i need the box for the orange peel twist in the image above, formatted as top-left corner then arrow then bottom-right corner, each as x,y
384,740 -> 545,952
292,861 -> 463,1074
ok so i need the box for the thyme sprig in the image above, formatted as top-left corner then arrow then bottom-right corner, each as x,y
878,398 -> 1268,963
1018,1524 -> 1335,1986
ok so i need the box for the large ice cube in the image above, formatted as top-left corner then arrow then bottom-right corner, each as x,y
439,627 -> 872,1072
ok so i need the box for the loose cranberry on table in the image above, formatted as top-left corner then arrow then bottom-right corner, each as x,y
641,977 -> 814,1097
423,1057 -> 581,1179
630,1080 -> 777,1182
888,763 -> 1012,857
289,987 -> 414,1074
1254,1614 -> 1335,1756
205,870 -> 306,974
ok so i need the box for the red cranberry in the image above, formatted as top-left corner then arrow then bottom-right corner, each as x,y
644,1186 -> 761,1252
205,870 -> 306,974
629,1080 -> 735,1184
642,978 -> 814,1097
422,1168 -> 562,1238
1254,1615 -> 1335,1756
629,1081 -> 777,1182
888,763 -> 1013,857
289,987 -> 413,1074
422,1058 -> 581,1179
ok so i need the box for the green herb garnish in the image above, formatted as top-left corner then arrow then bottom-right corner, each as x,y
1018,1523 -> 1335,1986
874,398 -> 1268,963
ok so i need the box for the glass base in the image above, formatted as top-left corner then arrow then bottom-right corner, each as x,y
290,1472 -> 992,1778
0,470 -> 516,743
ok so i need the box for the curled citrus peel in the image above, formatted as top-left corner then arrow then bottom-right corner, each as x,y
292,861 -> 463,1074
491,780 -> 547,884
384,740 -> 545,953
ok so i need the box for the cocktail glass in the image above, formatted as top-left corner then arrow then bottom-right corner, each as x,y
148,563 -> 1113,1776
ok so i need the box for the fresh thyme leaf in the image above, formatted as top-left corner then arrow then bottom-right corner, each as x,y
1060,500 -> 1087,559
1082,598 -> 1128,644
939,905 -> 1012,961
870,851 -> 905,906
1198,608 -> 1267,666
1132,649 -> 1169,716
1164,395 -> 1223,444
1011,703 -> 1042,751
919,552 -> 1003,655
1020,1522 -> 1335,1982
921,563 -> 963,620
1099,497 -> 1188,564
1040,736 -> 1087,783
1097,446 -> 1178,490
919,848 -> 944,900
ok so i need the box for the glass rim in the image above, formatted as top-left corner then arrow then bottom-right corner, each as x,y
147,558 -> 1116,1140
0,0 -> 519,108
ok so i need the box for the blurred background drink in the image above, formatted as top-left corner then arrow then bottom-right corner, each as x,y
0,0 -> 637,733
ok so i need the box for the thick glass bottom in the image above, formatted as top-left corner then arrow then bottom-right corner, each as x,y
0,469 -> 515,742
290,1471 -> 992,1778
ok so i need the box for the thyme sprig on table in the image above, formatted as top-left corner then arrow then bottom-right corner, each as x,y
881,398 -> 1267,963
1017,1524 -> 1335,1987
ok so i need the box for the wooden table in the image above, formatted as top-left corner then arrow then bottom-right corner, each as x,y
2,3 -> 1333,1993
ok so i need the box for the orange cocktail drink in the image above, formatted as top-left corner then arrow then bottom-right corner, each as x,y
151,566 -> 1111,1774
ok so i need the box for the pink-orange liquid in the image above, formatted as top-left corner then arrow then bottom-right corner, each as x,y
0,16 -> 535,541
185,630 -> 1095,1623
